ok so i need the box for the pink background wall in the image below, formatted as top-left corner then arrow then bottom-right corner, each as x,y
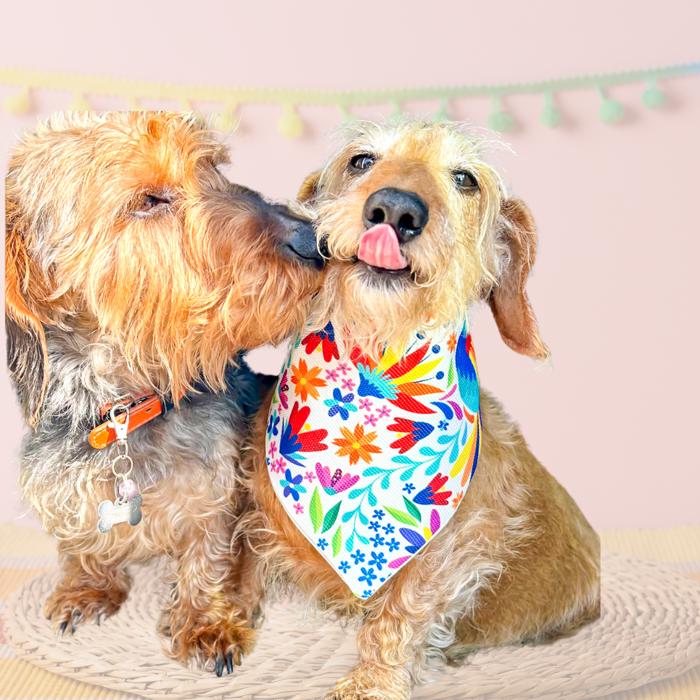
1,1 -> 698,529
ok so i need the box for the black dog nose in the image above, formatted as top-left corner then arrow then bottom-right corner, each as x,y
363,188 -> 429,242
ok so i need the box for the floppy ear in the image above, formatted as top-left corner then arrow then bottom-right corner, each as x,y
297,170 -> 322,203
5,201 -> 50,427
488,198 -> 549,360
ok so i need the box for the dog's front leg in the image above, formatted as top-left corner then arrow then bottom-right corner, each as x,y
45,553 -> 131,633
162,512 -> 256,675
327,565 -> 442,700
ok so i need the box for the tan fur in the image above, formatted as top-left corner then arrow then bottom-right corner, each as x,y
6,112 -> 321,672
235,122 -> 600,699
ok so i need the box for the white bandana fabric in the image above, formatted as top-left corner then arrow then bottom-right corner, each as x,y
265,320 -> 481,599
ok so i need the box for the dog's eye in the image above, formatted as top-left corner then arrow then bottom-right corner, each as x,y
134,192 -> 173,217
453,170 -> 479,191
349,154 -> 376,172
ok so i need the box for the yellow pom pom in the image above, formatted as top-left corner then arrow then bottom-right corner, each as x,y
4,88 -> 32,115
69,93 -> 91,112
278,104 -> 303,139
216,103 -> 239,132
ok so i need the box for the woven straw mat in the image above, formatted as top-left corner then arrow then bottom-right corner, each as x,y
3,552 -> 700,700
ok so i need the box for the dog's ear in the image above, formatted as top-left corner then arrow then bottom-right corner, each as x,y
5,200 -> 50,427
297,170 -> 322,203
488,198 -> 549,360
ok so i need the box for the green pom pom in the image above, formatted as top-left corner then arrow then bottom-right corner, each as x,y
434,98 -> 451,122
339,105 -> 355,124
389,100 -> 404,122
599,97 -> 624,124
642,84 -> 665,109
540,103 -> 562,128
278,104 -> 303,139
488,109 -> 515,132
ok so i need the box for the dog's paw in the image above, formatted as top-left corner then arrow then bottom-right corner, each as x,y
325,663 -> 411,700
45,583 -> 128,634
163,611 -> 256,677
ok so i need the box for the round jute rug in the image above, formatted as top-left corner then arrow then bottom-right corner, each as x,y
4,552 -> 700,700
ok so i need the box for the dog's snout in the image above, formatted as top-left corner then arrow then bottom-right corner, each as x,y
273,208 -> 324,270
363,188 -> 429,242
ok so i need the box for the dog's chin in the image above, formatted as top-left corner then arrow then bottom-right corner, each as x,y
353,258 -> 415,288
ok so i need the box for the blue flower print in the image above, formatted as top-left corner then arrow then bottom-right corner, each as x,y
382,523 -> 395,535
338,561 -> 351,573
387,537 -> 400,552
363,589 -> 373,598
438,419 -> 449,431
372,509 -> 385,520
370,534 -> 385,548
351,549 -> 366,565
403,482 -> 415,494
323,387 -> 358,421
267,412 -> 280,437
359,567 -> 377,585
317,538 -> 328,551
368,520 -> 381,533
369,551 -> 387,570
280,469 -> 306,502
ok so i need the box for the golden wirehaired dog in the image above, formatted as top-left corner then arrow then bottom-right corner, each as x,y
235,121 -> 600,699
5,112 -> 322,674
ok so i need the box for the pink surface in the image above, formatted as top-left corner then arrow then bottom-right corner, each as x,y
0,0 -> 699,529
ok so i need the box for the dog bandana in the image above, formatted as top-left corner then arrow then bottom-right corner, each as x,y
266,320 -> 481,599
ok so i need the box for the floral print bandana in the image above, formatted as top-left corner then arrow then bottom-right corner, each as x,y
265,319 -> 481,599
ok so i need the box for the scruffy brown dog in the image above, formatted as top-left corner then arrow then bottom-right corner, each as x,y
5,112 -> 322,674
236,121 -> 600,699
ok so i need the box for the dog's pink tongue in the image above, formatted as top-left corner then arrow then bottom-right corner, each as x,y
358,224 -> 407,270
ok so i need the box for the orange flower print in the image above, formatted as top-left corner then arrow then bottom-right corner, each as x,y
451,492 -> 464,510
447,332 -> 457,353
291,358 -> 326,402
333,424 -> 382,465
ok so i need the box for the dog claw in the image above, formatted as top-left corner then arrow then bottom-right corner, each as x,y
58,620 -> 68,636
214,655 -> 224,677
70,609 -> 83,634
225,650 -> 234,674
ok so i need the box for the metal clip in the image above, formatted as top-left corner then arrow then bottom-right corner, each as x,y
108,403 -> 130,444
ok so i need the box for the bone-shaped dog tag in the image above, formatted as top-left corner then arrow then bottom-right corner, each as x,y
97,495 -> 143,533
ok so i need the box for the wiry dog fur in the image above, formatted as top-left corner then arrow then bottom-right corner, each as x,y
5,112 -> 322,673
236,121 -> 600,699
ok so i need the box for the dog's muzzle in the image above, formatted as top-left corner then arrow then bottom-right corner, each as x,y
274,208 -> 324,270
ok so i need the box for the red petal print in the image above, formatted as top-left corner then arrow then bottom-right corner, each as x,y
390,393 -> 436,415
298,428 -> 328,452
288,402 -> 311,434
322,339 -> 340,362
385,343 -> 429,378
432,490 -> 452,506
350,346 -> 376,370
301,334 -> 321,355
389,434 -> 415,454
429,474 -> 449,491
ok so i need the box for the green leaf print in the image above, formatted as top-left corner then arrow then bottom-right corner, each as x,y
309,487 -> 323,533
403,497 -> 421,522
384,506 -> 418,526
322,502 -> 341,533
332,526 -> 342,556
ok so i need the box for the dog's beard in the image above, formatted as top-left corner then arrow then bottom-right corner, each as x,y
308,262 -> 443,357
